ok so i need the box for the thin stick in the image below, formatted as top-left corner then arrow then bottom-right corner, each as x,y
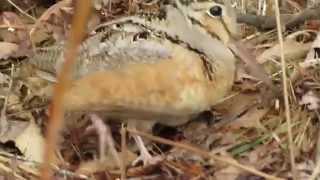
127,128 -> 284,180
120,125 -> 127,180
40,1 -> 91,180
273,0 -> 297,179
6,0 -> 36,21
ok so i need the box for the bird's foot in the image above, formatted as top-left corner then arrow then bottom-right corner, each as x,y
132,135 -> 163,166
132,152 -> 163,166
87,114 -> 121,166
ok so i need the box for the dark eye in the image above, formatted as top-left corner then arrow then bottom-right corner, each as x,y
112,23 -> 122,29
133,31 -> 149,41
208,5 -> 222,17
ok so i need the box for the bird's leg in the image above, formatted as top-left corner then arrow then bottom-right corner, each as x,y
128,121 -> 162,166
131,134 -> 163,166
87,114 -> 121,166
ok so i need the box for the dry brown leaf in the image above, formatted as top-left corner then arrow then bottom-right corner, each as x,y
0,12 -> 29,44
215,93 -> 259,120
229,41 -> 274,90
245,142 -> 280,169
14,121 -> 44,163
228,105 -> 270,129
299,90 -> 319,110
0,78 -> 44,163
234,66 -> 260,92
214,92 -> 269,129
0,98 -> 43,163
93,0 -> 109,10
305,20 -> 320,31
30,0 -> 101,43
257,39 -> 312,64
30,0 -> 73,43
214,165 -> 242,180
0,42 -> 19,59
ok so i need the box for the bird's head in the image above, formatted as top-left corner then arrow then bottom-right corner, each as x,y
178,0 -> 239,44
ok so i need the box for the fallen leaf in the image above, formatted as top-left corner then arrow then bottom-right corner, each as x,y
14,121 -> 44,163
30,0 -> 73,43
257,39 -> 311,64
228,105 -> 270,129
214,165 -> 242,180
0,12 -> 29,44
214,93 -> 269,129
305,20 -> 320,31
0,42 -> 19,59
299,90 -> 319,110
30,0 -> 101,44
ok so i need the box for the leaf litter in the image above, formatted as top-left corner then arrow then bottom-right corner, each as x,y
0,0 -> 320,179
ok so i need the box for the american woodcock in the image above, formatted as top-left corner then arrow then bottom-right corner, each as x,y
30,0 -> 239,164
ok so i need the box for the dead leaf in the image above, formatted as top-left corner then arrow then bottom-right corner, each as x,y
229,41 -> 274,90
299,90 -> 319,110
228,105 -> 270,129
30,0 -> 101,44
305,20 -> 320,31
30,0 -> 73,43
93,0 -> 109,10
15,121 -> 44,163
214,165 -> 242,180
0,12 -> 29,44
0,42 -> 18,59
257,39 -> 311,64
214,93 -> 269,129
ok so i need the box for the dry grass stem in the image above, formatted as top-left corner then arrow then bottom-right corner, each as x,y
121,125 -> 127,180
40,1 -> 91,179
6,0 -> 36,21
274,0 -> 297,179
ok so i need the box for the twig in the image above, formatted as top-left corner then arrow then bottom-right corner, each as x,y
53,166 -> 88,180
121,125 -> 127,180
127,128 -> 284,180
274,0 -> 297,180
237,6 -> 320,31
6,0 -> 36,22
40,1 -> 91,180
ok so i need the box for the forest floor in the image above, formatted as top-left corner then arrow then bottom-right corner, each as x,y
0,0 -> 320,179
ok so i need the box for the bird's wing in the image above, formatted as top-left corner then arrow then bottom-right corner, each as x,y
30,27 -> 174,80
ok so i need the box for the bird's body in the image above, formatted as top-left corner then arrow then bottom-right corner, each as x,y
30,0 -> 238,161
62,33 -> 233,127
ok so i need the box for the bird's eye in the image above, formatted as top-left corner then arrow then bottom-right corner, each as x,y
207,5 -> 222,17
112,23 -> 122,29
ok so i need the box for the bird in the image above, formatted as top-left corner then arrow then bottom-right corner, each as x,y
30,0 -> 239,165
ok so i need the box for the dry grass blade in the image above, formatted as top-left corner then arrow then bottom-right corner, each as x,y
6,0 -> 36,21
40,1 -> 91,180
274,0 -> 297,179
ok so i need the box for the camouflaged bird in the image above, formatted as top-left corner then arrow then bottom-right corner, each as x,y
29,0 -> 239,163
